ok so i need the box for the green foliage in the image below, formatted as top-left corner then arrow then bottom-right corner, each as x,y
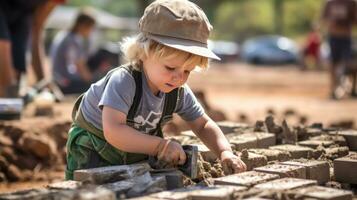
212,0 -> 325,41
213,0 -> 274,42
67,0 -> 138,17
66,0 -> 325,41
284,0 -> 323,36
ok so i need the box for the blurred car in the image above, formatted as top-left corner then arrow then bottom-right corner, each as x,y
208,40 -> 240,63
241,35 -> 300,65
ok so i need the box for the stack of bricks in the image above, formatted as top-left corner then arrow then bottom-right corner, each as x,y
1,120 -> 357,199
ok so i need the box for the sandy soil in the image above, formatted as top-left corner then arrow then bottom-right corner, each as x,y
188,63 -> 357,128
1,62 -> 357,194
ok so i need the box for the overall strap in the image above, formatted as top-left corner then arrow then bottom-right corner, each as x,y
102,64 -> 143,126
154,87 -> 181,137
72,64 -> 143,139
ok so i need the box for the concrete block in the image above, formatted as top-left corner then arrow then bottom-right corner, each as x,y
290,186 -> 353,200
228,134 -> 258,151
338,130 -> 357,151
150,169 -> 183,190
254,164 -> 306,179
248,148 -> 291,162
269,144 -> 314,159
281,159 -> 330,184
217,121 -> 250,134
239,151 -> 268,171
73,162 -> 151,184
253,178 -> 317,191
334,152 -> 357,184
213,171 -> 279,187
298,140 -> 335,149
311,134 -> 347,147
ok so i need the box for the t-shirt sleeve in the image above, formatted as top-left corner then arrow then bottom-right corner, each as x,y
175,84 -> 204,121
98,69 -> 136,115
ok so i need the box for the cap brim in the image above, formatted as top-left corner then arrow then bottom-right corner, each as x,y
146,33 -> 221,60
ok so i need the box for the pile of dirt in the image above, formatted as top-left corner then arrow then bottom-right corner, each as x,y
0,118 -> 71,182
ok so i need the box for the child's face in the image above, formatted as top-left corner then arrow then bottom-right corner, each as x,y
142,53 -> 196,95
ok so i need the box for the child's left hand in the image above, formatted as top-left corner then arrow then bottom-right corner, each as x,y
220,151 -> 247,175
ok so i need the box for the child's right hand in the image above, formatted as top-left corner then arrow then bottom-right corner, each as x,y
157,139 -> 186,166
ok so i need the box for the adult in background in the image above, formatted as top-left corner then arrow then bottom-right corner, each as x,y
321,0 -> 357,99
50,8 -> 96,94
0,0 -> 64,97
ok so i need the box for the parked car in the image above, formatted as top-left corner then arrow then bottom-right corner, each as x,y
208,40 -> 240,63
241,35 -> 300,65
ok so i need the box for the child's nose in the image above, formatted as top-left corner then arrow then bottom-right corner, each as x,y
172,71 -> 183,82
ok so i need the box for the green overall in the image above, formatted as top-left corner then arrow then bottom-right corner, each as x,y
65,64 -> 180,180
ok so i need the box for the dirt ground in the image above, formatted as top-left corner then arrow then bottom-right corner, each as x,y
1,62 -> 357,193
188,63 -> 357,128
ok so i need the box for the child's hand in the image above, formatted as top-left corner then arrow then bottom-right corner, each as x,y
157,139 -> 186,166
220,150 -> 247,175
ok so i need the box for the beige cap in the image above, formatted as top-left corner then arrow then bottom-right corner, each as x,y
139,0 -> 220,60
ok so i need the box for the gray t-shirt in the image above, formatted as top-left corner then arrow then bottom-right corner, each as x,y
80,67 -> 204,134
50,31 -> 88,86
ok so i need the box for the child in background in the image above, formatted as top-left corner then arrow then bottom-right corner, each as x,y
66,0 -> 246,180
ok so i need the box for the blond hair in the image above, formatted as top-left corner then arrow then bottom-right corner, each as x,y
120,33 -> 208,70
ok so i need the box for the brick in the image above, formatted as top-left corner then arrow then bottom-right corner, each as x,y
0,187 -> 116,200
311,134 -> 347,147
149,190 -> 189,200
73,162 -> 151,184
298,140 -> 335,149
281,159 -> 330,184
188,186 -> 236,200
248,148 -> 291,162
101,173 -> 166,198
47,180 -> 82,190
253,132 -> 276,148
74,187 -> 116,200
217,121 -> 250,134
304,128 -> 324,137
151,186 -> 238,200
269,144 -> 314,159
239,151 -> 268,171
324,147 -> 349,160
338,130 -> 357,151
253,178 -> 317,191
228,134 -> 258,151
254,164 -> 306,179
334,152 -> 357,184
213,171 -> 279,187
126,176 -> 166,198
150,169 -> 183,190
289,186 -> 353,200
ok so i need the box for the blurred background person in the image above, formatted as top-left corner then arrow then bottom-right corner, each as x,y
301,23 -> 322,71
50,8 -> 96,94
0,0 -> 64,97
321,0 -> 357,99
